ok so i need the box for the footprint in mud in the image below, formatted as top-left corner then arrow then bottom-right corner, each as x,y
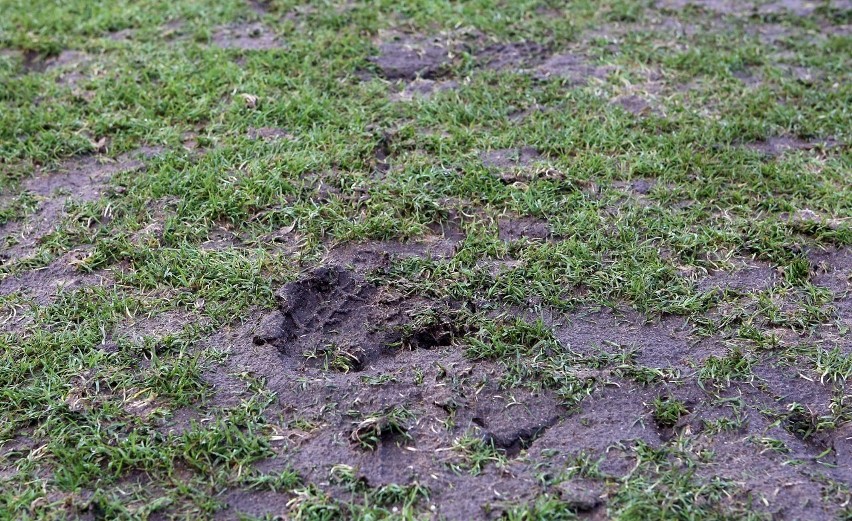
253,266 -> 465,372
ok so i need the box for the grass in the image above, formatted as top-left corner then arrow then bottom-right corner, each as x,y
349,406 -> 414,451
0,0 -> 850,518
651,396 -> 689,428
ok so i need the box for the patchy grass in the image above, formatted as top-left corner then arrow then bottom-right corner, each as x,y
0,0 -> 850,518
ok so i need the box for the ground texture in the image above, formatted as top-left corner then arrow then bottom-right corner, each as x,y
1,0 -> 851,519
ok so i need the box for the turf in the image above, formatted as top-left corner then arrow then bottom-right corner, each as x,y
0,0 -> 850,519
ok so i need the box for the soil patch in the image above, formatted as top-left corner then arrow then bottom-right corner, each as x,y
246,0 -> 271,15
810,247 -> 852,294
201,266 -> 576,519
254,266 -> 467,371
611,94 -> 656,116
212,23 -> 282,50
480,147 -> 541,170
696,261 -> 777,293
0,251 -> 111,305
368,33 -> 457,80
744,136 -> 837,157
554,308 -> 718,370
534,53 -> 612,85
525,382 -> 662,471
246,127 -> 292,141
390,78 -> 458,102
0,148 -> 163,262
477,41 -> 550,72
654,0 -> 751,15
497,217 -> 552,242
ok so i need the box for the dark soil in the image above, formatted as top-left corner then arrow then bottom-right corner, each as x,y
554,308 -> 721,371
696,262 -> 778,293
497,217 -> 553,242
203,265 -> 577,519
810,247 -> 852,294
0,251 -> 109,305
198,255 -> 852,518
369,33 -> 457,80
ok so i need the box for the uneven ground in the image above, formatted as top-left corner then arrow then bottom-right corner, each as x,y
1,0 -> 851,519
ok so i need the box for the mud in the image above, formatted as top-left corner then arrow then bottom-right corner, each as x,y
696,261 -> 778,293
182,254 -> 852,519
46,51 -> 91,86
611,94 -> 656,116
246,0 -> 272,15
253,266 -> 468,371
0,251 -> 109,305
810,247 -> 852,294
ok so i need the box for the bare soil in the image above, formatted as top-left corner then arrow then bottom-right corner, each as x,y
369,33 -> 458,80
212,23 -> 283,50
0,148 -> 162,263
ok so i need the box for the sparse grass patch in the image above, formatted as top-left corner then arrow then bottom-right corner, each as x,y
651,396 -> 689,428
349,406 -> 414,450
